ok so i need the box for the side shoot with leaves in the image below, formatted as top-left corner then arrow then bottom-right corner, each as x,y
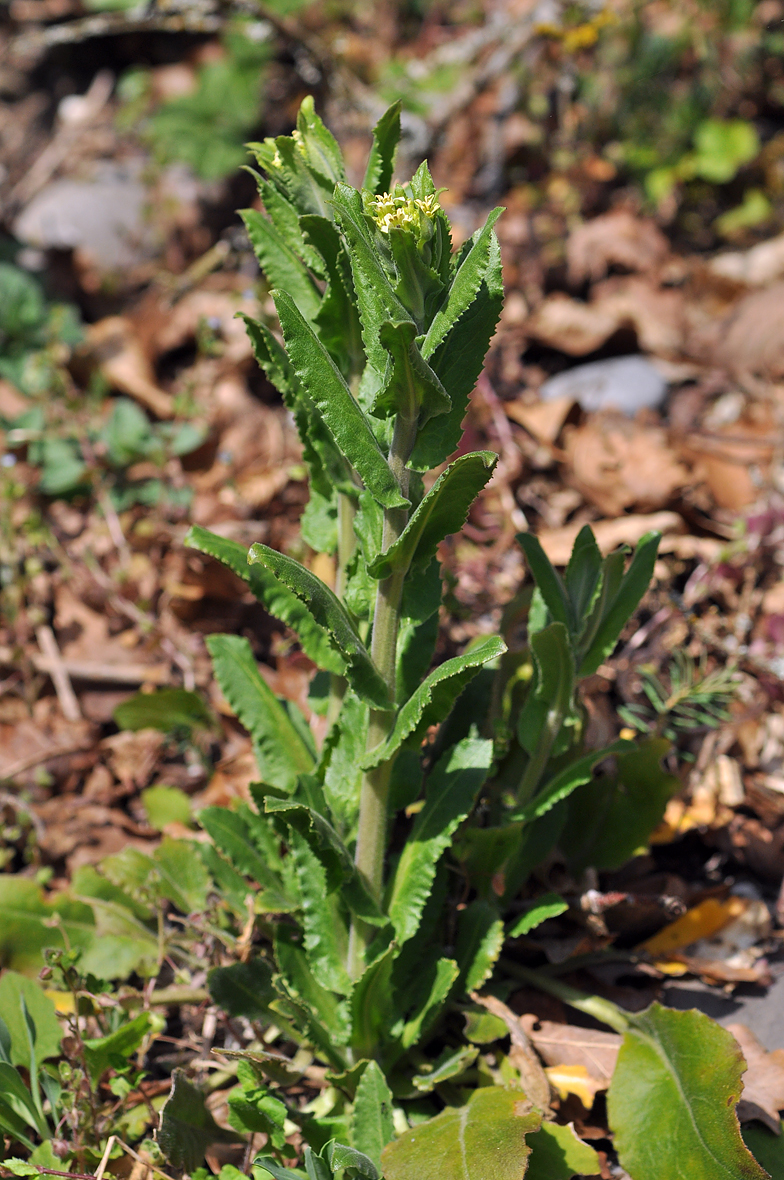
179,99 -> 773,1180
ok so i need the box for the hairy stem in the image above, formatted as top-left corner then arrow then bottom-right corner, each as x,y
348,411 -> 417,978
327,492 -> 357,729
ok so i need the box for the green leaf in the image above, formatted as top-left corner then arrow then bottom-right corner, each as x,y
608,1004 -> 768,1180
578,531 -> 661,677
322,691 -> 369,834
412,1044 -> 479,1093
159,1069 -> 240,1173
141,785 -> 191,830
273,928 -> 350,1063
186,525 -> 343,674
0,876 -> 95,976
198,807 -> 295,912
421,208 -> 503,360
0,1062 -> 46,1137
329,1142 -> 379,1179
463,1008 -> 509,1044
506,893 -> 568,938
349,943 -> 398,1061
82,1012 -> 154,1084
455,899 -> 504,993
363,101 -> 402,194
206,634 -> 315,791
564,525 -> 603,626
254,1157 -> 308,1180
516,534 -> 571,629
693,118 -> 759,183
273,290 -> 408,510
513,739 -> 633,823
241,208 -> 321,321
0,974 -> 61,1066
381,1086 -> 541,1180
2,1160 -> 40,1176
742,1121 -> 784,1176
113,687 -> 213,733
154,837 -> 210,913
387,737 -> 494,945
516,621 -> 576,762
76,894 -> 159,980
248,543 -> 390,710
525,1121 -> 601,1180
351,1061 -> 394,1170
296,94 -> 347,187
288,829 -> 351,994
368,451 -> 497,580
362,636 -> 506,770
371,320 -> 450,425
209,959 -> 275,1021
561,737 -> 679,873
400,957 -> 459,1051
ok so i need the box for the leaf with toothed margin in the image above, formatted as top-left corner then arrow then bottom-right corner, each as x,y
248,542 -> 391,710
371,320 -> 450,425
363,101 -> 402,195
240,209 -> 321,321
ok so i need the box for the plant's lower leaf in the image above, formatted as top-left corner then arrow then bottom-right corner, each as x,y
198,807 -> 295,912
742,1121 -> 784,1176
207,633 -> 315,792
0,1063 -> 46,1137
249,543 -> 391,710
153,837 -> 210,914
608,1003 -> 768,1180
525,1121 -> 601,1180
350,942 -> 399,1061
329,1142 -> 380,1179
516,532 -> 572,630
387,737 -> 494,945
516,621 -> 576,762
82,1012 -> 155,1084
159,1069 -> 240,1173
381,1085 -> 541,1180
400,957 -> 459,1051
0,876 -> 95,976
513,739 -> 633,824
254,1157 -> 308,1180
455,899 -> 504,994
412,1044 -> 479,1093
368,452 -> 497,581
0,973 -> 61,1066
351,1061 -> 394,1170
578,530 -> 661,678
322,691 -> 369,835
363,637 -> 505,770
75,896 -> 159,980
186,525 -> 343,674
507,893 -> 568,939
208,959 -> 275,1021
288,829 -> 351,994
274,926 -> 351,1055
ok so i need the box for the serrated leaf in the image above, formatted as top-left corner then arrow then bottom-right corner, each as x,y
248,542 -> 390,709
381,1085 -> 541,1180
288,829 -> 351,994
411,232 -> 503,471
300,213 -> 363,374
400,957 -> 459,1051
388,737 -> 494,945
273,290 -> 407,510
507,893 -> 568,938
322,691 -> 369,834
371,319 -> 450,425
154,836 -> 210,913
208,959 -> 275,1021
363,101 -> 402,194
198,807 -> 295,912
274,927 -> 350,1062
578,531 -> 661,677
186,525 -> 343,674
421,207 -> 504,360
525,1121 -> 601,1180
455,899 -> 504,993
296,95 -> 347,187
241,209 -> 321,321
206,634 -> 315,792
368,451 -> 497,580
159,1069 -> 240,1172
517,533 -> 571,630
259,180 -> 326,277
363,636 -> 505,770
351,1061 -> 394,1169
608,1004 -> 768,1180
349,941 -> 399,1060
513,739 -> 633,823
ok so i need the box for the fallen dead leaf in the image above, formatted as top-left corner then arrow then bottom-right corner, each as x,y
536,511 -> 684,565
682,419 -> 778,511
470,992 -> 551,1110
544,1064 -> 603,1109
101,729 -> 166,791
83,316 -> 174,419
505,394 -> 575,444
525,294 -> 620,355
729,1023 -> 784,1134
567,209 -> 670,284
562,412 -> 690,515
717,281 -> 784,380
710,230 -> 784,287
518,1015 -> 620,1088
639,895 -> 749,956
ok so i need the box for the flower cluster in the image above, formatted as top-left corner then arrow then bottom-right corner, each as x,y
368,189 -> 442,235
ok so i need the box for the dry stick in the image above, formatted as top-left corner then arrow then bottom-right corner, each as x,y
35,625 -> 82,722
94,1134 -> 116,1180
0,742 -> 92,783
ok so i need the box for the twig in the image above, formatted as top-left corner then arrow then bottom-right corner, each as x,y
35,625 -> 82,722
94,1134 -> 116,1180
114,1137 -> 176,1180
0,741 -> 92,783
0,646 -> 169,684
0,788 -> 46,841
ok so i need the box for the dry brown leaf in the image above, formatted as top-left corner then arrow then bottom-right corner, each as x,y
525,294 -> 620,355
682,420 -> 777,510
591,277 -> 685,357
0,713 -> 94,781
562,412 -> 690,515
101,729 -> 165,790
151,289 -> 255,367
519,1015 -> 620,1087
470,992 -> 552,1110
640,896 -> 749,956
83,317 -> 174,419
710,230 -> 784,286
505,394 -> 575,443
728,1023 -> 784,1133
718,281 -> 784,379
536,511 -> 683,565
567,210 -> 670,284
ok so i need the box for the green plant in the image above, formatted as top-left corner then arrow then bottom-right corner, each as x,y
618,649 -> 740,744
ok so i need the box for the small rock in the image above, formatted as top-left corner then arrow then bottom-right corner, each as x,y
539,354 -> 668,416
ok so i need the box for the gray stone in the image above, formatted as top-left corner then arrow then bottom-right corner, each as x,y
662,970 -> 784,1050
539,354 -> 668,416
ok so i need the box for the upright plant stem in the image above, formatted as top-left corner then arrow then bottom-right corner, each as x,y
326,492 -> 356,729
348,410 -> 417,978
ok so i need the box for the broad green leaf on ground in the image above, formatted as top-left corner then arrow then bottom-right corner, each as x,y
362,636 -> 506,770
578,531 -> 661,677
363,101 -> 402,194
351,1061 -> 395,1170
387,737 -> 494,945
381,1086 -> 541,1180
561,737 -> 679,873
141,784 -> 191,830
525,1121 -> 601,1180
248,543 -> 390,709
421,208 -> 504,359
82,1012 -> 155,1083
0,973 -> 61,1065
113,687 -> 213,733
186,525 -> 342,673
368,451 -> 498,580
455,899 -> 504,993
206,634 -> 314,792
0,876 -> 95,975
198,807 -> 295,912
371,320 -> 450,424
507,893 -> 568,938
240,209 -> 321,321
742,1121 -> 784,1176
513,739 -> 633,823
154,837 -> 210,913
159,1069 -> 240,1172
208,959 -> 275,1021
608,1004 -> 768,1180
273,290 -> 408,510
75,894 -> 159,979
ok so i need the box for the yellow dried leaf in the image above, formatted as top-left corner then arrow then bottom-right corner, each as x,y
544,1064 -> 602,1107
45,990 -> 75,1013
639,896 -> 748,956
